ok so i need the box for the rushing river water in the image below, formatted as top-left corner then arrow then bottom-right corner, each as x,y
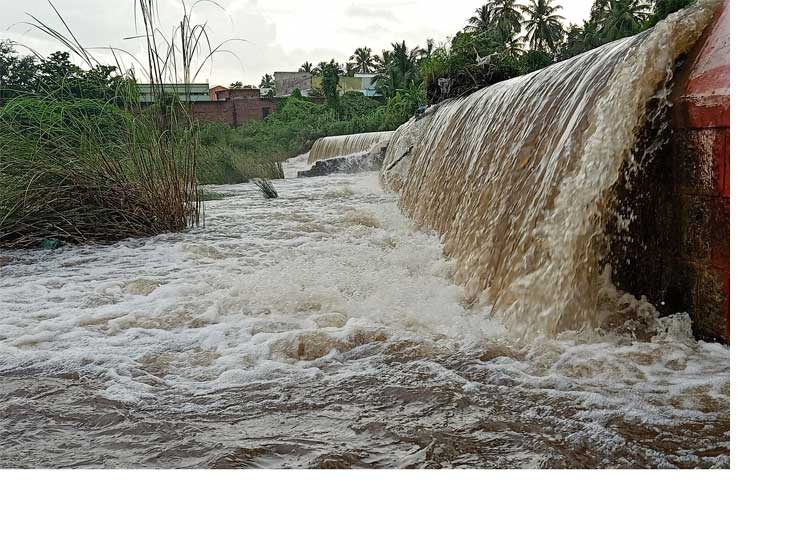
0,155 -> 729,468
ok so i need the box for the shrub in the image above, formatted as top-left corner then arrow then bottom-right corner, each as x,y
0,97 -> 200,247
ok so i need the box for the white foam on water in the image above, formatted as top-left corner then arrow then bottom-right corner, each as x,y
0,156 -> 507,403
0,144 -> 728,469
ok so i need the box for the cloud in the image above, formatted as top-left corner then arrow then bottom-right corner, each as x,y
344,3 -> 399,21
0,0 -> 595,84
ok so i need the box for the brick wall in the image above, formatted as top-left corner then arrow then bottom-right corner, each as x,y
191,99 -> 276,126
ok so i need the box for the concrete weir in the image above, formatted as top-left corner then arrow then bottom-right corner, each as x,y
380,0 -> 729,342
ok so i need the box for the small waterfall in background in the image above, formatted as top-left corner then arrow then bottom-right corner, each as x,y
309,131 -> 394,164
381,0 -> 721,340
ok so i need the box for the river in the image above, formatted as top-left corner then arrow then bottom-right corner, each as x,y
0,155 -> 729,468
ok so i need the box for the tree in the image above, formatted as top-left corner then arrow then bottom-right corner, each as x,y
466,4 -> 495,33
299,62 -> 313,73
647,0 -> 695,26
522,49 -> 554,73
374,41 -> 421,98
349,47 -> 376,74
374,50 -> 392,73
596,0 -> 651,41
260,74 -> 274,96
1,43 -> 128,103
318,59 -> 343,108
489,0 -> 524,41
501,37 -> 525,60
418,39 -> 436,60
230,81 -> 243,89
522,0 -> 566,54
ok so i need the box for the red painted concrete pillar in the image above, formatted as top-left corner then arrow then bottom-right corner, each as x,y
608,1 -> 730,343
670,0 -> 730,342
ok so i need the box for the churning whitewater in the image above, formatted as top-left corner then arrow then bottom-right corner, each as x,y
0,156 -> 728,468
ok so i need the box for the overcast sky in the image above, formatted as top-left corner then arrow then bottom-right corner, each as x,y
0,0 -> 594,85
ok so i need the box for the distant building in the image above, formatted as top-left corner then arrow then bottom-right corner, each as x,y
308,74 -> 383,97
213,88 -> 261,101
274,72 -> 313,97
354,73 -> 380,97
209,85 -> 228,101
138,83 -> 210,103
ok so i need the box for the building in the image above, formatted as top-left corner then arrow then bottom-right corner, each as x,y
274,71 -> 382,98
209,85 -> 227,101
138,83 -> 211,103
354,73 -> 380,97
213,88 -> 261,101
274,72 -> 313,97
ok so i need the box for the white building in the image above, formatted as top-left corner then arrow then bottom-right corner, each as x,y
354,73 -> 380,97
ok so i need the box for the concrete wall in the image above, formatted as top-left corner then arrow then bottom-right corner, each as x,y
275,72 -> 312,97
608,0 -> 730,342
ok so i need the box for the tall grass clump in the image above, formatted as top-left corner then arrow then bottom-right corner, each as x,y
0,1 -> 222,248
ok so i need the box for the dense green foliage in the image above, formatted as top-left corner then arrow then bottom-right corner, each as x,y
0,0 -> 213,248
291,0 -> 696,105
196,93 -> 387,184
0,42 -> 133,105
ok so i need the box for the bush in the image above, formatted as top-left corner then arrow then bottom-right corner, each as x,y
195,94 -> 391,185
0,97 -> 200,248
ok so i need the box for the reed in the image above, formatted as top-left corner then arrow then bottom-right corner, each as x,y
0,1 -> 224,248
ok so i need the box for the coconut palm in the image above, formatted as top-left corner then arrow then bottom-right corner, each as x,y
466,4 -> 495,33
522,0 -> 566,53
390,41 -> 420,84
418,39 -> 436,60
299,61 -> 312,73
349,46 -> 376,74
501,36 -> 525,60
374,50 -> 391,73
488,0 -> 524,40
597,0 -> 651,41
373,41 -> 420,98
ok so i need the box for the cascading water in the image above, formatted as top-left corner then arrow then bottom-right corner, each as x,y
382,0 -> 720,340
309,131 -> 394,164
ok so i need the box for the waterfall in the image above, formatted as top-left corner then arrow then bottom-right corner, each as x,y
381,1 -> 721,339
308,131 -> 394,164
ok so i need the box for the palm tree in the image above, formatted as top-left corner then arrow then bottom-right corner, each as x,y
466,4 -> 495,33
522,0 -> 566,53
299,61 -> 313,73
373,41 -> 420,98
390,41 -> 420,85
501,36 -> 525,60
374,50 -> 392,73
489,0 -> 524,40
418,39 -> 436,60
597,0 -> 651,41
349,47 -> 376,74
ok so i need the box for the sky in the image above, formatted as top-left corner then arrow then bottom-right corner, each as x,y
0,0 -> 594,85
